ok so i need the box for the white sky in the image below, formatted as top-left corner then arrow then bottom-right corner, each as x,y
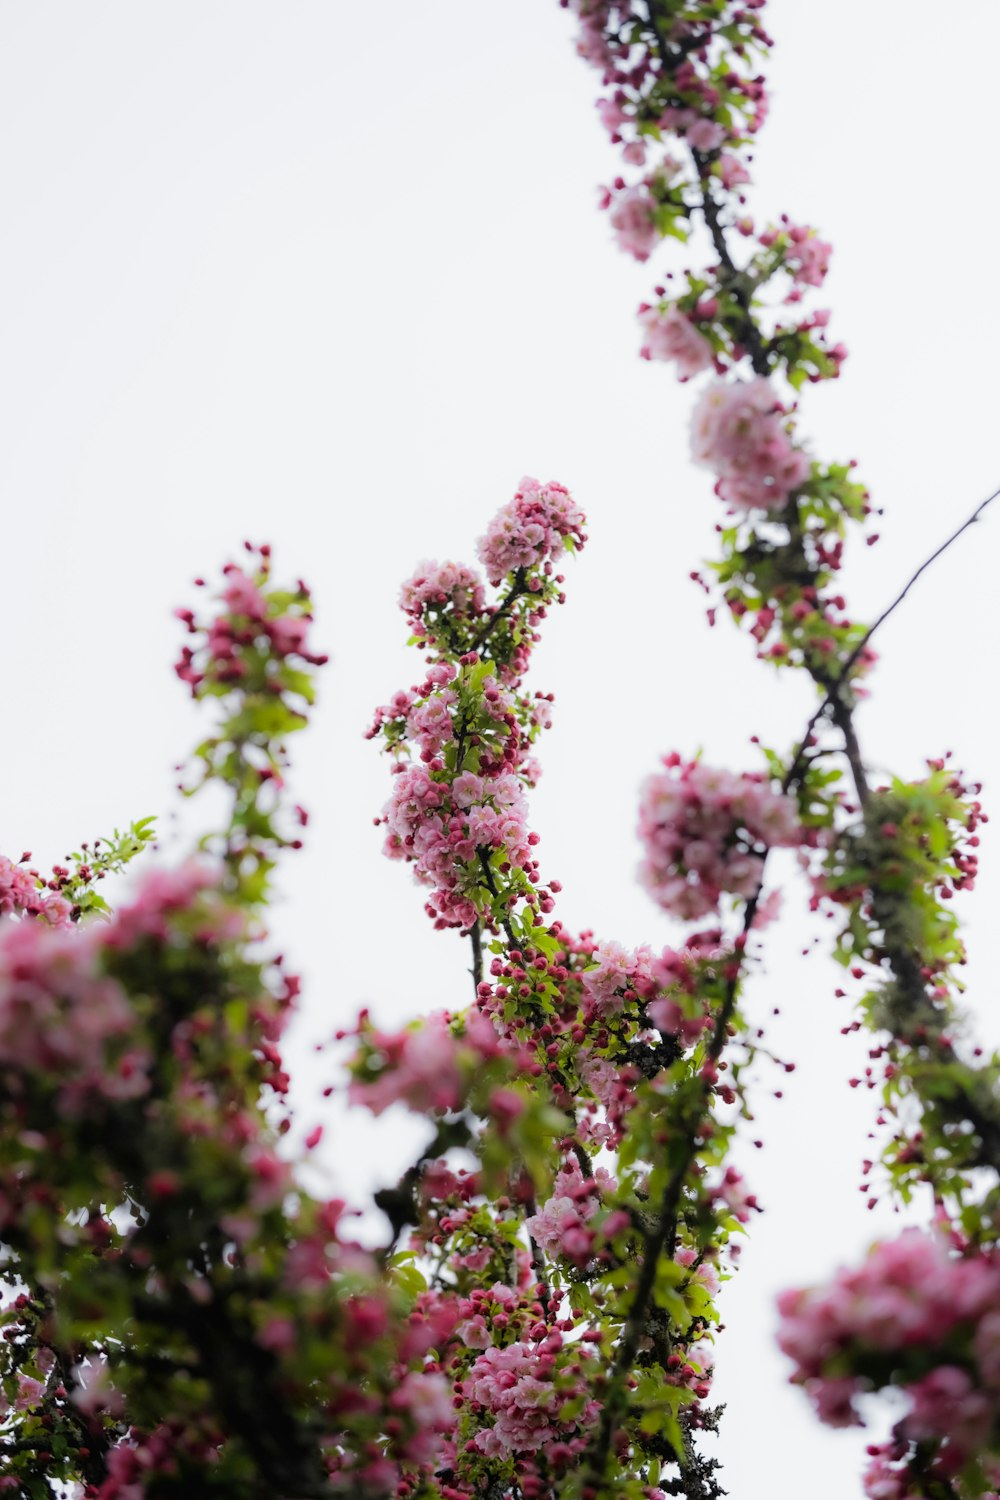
3,3 -> 1000,1495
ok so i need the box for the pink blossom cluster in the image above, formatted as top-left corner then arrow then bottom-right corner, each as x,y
0,1369 -> 47,1417
568,0 -> 851,398
729,580 -> 878,674
346,1012 -> 466,1117
777,1231 -> 1000,1384
387,1369 -> 455,1465
691,378 -> 811,512
373,484 -> 585,945
476,477 -> 586,586
676,1245 -> 721,1301
637,303 -> 715,378
399,560 -> 486,628
371,667 -> 524,771
778,1231 -> 1000,1461
650,978 -> 710,1050
347,1009 -> 507,1118
863,1438 -> 1000,1500
761,221 -> 833,290
455,1281 -> 529,1352
717,151 -> 751,189
582,932 -> 730,1045
366,662 -> 456,755
707,1166 -> 759,1225
638,754 -> 799,919
399,1287 -> 463,1366
0,853 -> 72,927
317,1275 -> 463,1491
566,0 -> 616,73
581,940 -> 656,1018
862,1442 -> 923,1500
94,1429 -> 178,1500
661,60 -> 768,148
464,1333 -> 599,1457
602,154 -> 686,251
0,918 -> 149,1117
175,548 -> 326,697
575,2 -> 771,164
600,177 -> 664,261
103,860 -> 245,951
381,764 -> 537,931
575,1053 -> 640,1147
525,1158 -> 618,1268
404,683 -> 459,760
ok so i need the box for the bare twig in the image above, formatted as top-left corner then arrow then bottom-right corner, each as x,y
783,485 -> 1000,793
851,485 -> 1000,661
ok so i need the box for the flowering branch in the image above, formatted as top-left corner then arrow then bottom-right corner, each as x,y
3,4 -> 1000,1498
561,3 -> 1000,1496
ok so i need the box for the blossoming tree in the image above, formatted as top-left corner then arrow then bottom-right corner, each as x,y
2,3 -> 1000,1500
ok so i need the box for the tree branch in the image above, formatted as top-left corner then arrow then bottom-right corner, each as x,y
798,482 -> 1000,750
477,847 -> 518,949
853,484 -> 1000,659
469,570 -> 529,656
469,918 -> 484,996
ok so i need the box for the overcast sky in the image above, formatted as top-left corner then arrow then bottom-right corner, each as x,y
3,4 -> 1000,1495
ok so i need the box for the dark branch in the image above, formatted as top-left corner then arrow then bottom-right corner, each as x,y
469,919 -> 484,996
469,571 -> 529,656
477,847 -> 518,949
783,482 -> 1000,800
854,484 -> 1000,658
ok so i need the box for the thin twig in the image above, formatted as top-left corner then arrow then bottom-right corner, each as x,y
856,486 -> 1000,655
783,485 -> 1000,793
826,484 -> 1000,702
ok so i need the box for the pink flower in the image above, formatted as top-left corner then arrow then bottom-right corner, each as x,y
718,152 -> 751,190
71,1356 -> 125,1417
348,1013 -> 464,1117
596,96 -> 628,136
406,691 -> 457,758
904,1366 -> 994,1455
686,118 -> 726,152
582,941 -> 655,1015
525,1160 -> 614,1267
677,1245 -> 720,1298
638,305 -> 714,378
267,614 -> 310,657
784,222 -> 833,288
103,861 -> 233,950
400,560 -> 486,624
691,378 -> 811,512
476,477 -> 586,585
13,1374 -> 45,1412
391,1370 -> 454,1464
349,1009 -> 506,1119
464,1338 -> 598,1456
0,854 -> 73,927
638,756 -> 800,919
452,770 -> 485,808
778,1231 -> 1000,1447
646,990 -> 710,1046
221,569 -> 267,620
604,181 -> 659,261
0,919 -> 150,1112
